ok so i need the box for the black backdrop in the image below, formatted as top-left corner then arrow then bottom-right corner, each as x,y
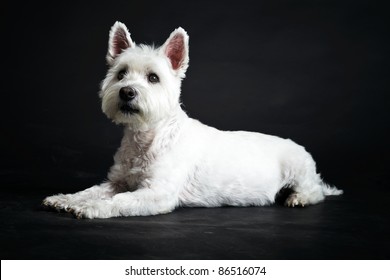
1,0 -> 388,193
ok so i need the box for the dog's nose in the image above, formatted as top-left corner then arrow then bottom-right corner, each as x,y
119,87 -> 137,101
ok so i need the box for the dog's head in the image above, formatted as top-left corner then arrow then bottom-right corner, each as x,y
100,22 -> 189,129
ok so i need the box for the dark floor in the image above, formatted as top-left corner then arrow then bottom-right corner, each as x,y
1,172 -> 389,260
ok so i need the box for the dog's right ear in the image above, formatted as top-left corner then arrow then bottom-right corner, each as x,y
107,21 -> 134,66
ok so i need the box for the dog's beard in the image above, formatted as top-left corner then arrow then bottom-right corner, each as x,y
101,88 -> 139,122
119,102 -> 140,115
113,107 -> 147,129
101,89 -> 157,132
100,83 -> 180,130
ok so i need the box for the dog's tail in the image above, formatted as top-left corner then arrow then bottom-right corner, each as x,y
321,182 -> 343,196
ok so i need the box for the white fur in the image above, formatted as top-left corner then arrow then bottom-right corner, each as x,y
43,22 -> 342,219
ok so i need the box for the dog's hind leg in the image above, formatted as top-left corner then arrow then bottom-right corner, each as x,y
282,149 -> 342,207
284,180 -> 325,207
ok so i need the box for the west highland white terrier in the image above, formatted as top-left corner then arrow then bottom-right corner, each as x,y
43,22 -> 343,219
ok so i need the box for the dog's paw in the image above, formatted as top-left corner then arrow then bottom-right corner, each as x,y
70,205 -> 95,219
285,192 -> 308,208
42,194 -> 71,211
68,201 -> 112,219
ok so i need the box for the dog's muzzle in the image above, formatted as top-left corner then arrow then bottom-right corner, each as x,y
119,86 -> 139,114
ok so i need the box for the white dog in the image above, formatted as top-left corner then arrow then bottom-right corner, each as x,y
43,22 -> 342,219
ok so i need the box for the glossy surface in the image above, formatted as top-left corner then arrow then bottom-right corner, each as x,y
1,174 -> 388,259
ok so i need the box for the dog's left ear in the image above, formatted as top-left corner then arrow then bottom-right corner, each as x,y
161,27 -> 189,78
107,21 -> 135,66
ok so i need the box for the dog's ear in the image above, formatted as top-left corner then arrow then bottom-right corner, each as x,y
161,27 -> 189,78
107,21 -> 134,66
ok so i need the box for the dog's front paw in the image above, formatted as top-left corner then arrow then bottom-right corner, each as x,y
42,194 -> 71,212
68,201 -> 114,219
70,204 -> 97,219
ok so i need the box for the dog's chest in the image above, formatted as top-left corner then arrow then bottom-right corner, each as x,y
116,133 -> 156,185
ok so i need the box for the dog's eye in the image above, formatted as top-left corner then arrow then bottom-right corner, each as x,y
117,69 -> 127,80
148,73 -> 159,84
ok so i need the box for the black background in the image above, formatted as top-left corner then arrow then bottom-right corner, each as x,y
1,0 -> 389,260
2,0 -> 389,188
